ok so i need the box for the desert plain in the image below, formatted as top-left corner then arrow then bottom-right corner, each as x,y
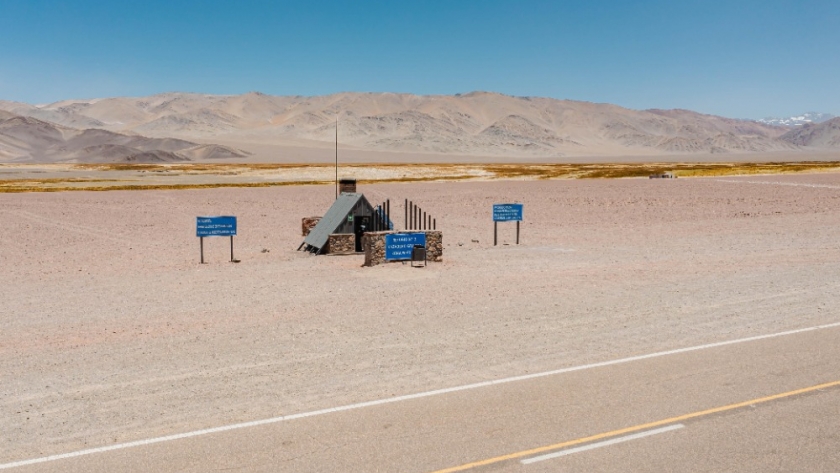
2,168 -> 840,471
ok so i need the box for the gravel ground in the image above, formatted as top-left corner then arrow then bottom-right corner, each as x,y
2,174 -> 840,462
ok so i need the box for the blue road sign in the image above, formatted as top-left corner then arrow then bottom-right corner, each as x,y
493,204 -> 523,222
196,216 -> 237,237
385,233 -> 426,261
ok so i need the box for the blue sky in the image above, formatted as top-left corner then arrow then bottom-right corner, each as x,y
1,0 -> 837,118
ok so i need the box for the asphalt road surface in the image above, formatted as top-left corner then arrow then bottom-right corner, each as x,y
6,323 -> 839,473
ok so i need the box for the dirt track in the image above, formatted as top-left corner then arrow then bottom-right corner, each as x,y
3,174 -> 840,464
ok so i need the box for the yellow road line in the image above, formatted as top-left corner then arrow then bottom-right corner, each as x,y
429,379 -> 840,473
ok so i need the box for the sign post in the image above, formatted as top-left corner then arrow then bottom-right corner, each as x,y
196,216 -> 238,263
384,233 -> 427,261
492,204 -> 523,246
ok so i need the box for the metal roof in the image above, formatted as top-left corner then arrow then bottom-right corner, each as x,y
303,193 -> 367,251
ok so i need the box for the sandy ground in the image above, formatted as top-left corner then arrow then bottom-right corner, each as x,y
3,174 -> 840,464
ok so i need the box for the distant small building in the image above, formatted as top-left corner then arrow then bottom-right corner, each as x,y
649,171 -> 677,179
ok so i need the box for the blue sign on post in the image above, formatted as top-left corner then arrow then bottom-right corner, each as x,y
385,233 -> 426,261
492,203 -> 523,245
196,216 -> 238,263
493,204 -> 523,222
196,216 -> 237,237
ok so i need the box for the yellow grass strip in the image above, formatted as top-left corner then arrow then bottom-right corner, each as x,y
3,162 -> 840,193
0,180 -> 331,193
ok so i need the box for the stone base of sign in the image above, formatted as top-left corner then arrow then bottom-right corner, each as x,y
426,231 -> 443,262
301,216 -> 321,236
326,233 -> 355,255
363,231 -> 443,267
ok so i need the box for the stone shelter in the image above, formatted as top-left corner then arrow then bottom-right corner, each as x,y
299,193 -> 379,255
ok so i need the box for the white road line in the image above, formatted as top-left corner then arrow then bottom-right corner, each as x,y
2,321 -> 839,470
521,424 -> 685,465
714,179 -> 840,189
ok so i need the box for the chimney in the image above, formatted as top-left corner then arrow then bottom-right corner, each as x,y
339,178 -> 357,194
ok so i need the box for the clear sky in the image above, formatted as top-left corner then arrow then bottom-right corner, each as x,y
1,0 -> 837,118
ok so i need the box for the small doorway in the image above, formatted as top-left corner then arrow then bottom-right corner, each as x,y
354,216 -> 370,252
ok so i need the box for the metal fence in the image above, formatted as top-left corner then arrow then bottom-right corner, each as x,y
404,199 -> 436,231
372,199 -> 394,231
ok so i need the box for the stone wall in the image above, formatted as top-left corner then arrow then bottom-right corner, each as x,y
425,231 -> 443,262
363,230 -> 443,266
363,232 -> 387,266
301,216 -> 321,236
327,233 -> 355,255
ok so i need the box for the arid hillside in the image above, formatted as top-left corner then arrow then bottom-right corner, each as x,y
0,112 -> 249,163
780,118 -> 840,148
2,91 -> 827,161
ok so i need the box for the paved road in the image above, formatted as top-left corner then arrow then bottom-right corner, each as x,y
9,325 -> 840,473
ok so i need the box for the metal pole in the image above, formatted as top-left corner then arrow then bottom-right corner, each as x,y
386,200 -> 390,230
433,218 -> 436,230
405,199 -> 408,230
335,116 -> 338,200
516,221 -> 520,244
230,236 -> 234,262
494,222 -> 498,246
200,237 -> 205,264
423,211 -> 426,230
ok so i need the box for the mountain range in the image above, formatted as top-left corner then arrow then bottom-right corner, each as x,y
1,92 -> 839,163
0,111 -> 249,163
756,112 -> 835,127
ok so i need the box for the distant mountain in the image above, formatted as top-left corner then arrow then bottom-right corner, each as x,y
0,112 -> 250,163
0,92 -> 818,160
757,112 -> 835,127
780,117 -> 840,148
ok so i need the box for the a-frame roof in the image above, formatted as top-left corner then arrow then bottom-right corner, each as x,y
303,193 -> 368,251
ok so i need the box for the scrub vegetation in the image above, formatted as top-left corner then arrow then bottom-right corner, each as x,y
1,162 -> 838,193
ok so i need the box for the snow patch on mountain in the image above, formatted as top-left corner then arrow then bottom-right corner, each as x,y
757,112 -> 835,127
